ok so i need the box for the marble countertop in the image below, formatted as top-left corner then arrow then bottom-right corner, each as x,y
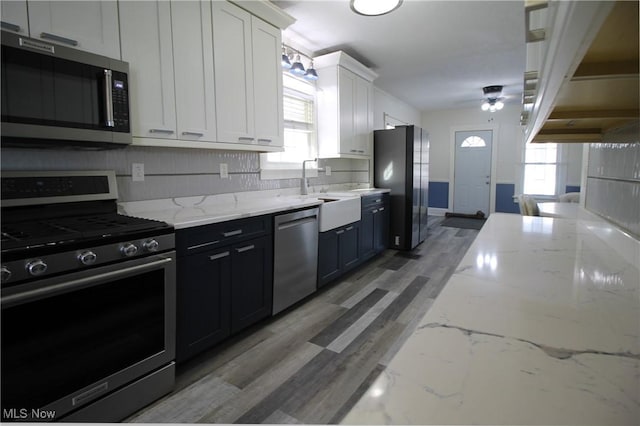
118,187 -> 390,229
343,213 -> 640,425
538,201 -> 595,219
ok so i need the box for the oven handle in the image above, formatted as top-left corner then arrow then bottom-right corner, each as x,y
2,257 -> 172,308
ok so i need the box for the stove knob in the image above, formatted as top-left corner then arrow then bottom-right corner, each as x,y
26,259 -> 47,276
78,250 -> 97,266
121,243 -> 138,257
1,266 -> 12,283
143,239 -> 159,252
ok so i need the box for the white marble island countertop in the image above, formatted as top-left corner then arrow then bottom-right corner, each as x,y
343,213 -> 640,425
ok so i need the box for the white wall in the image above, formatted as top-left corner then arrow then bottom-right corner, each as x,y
373,87 -> 421,130
421,104 -> 523,184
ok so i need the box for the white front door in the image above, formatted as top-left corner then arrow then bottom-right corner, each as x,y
453,130 -> 493,215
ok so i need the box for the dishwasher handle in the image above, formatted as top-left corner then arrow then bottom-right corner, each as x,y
277,216 -> 317,231
274,208 -> 319,230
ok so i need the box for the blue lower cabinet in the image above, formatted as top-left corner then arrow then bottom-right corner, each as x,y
176,216 -> 273,362
318,221 -> 360,289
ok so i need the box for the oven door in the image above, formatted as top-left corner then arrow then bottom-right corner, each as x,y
1,252 -> 175,422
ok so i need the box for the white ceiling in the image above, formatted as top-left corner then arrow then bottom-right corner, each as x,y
273,0 -> 526,112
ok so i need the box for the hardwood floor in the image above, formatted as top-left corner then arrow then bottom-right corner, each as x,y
127,216 -> 480,424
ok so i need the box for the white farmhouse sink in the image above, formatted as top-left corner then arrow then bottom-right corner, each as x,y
316,195 -> 361,232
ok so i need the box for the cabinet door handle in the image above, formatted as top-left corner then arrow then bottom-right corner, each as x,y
222,229 -> 243,237
40,32 -> 78,46
188,240 -> 220,251
346,226 -> 354,231
336,229 -> 345,235
150,128 -> 175,134
372,209 -> 378,214
1,21 -> 21,32
379,207 -> 385,212
235,244 -> 255,253
375,199 -> 381,203
238,137 -> 255,142
209,251 -> 230,261
257,138 -> 272,144
350,149 -> 358,153
182,131 -> 204,137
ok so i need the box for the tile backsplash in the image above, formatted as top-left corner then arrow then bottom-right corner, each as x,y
585,121 -> 640,239
0,146 -> 370,201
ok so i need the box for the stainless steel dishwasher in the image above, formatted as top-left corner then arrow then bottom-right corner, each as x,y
273,207 -> 319,315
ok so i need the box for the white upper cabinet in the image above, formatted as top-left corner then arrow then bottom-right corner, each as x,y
1,1 -> 29,35
171,0 -> 217,142
212,1 -> 255,144
119,1 -> 177,139
27,1 -> 120,58
251,17 -> 284,148
212,1 -> 284,148
315,51 -> 378,159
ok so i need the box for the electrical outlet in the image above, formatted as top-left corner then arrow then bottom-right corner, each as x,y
220,163 -> 229,179
132,163 -> 144,182
325,166 -> 332,176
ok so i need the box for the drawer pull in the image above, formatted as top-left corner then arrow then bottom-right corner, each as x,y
182,131 -> 204,137
379,207 -> 385,211
235,244 -> 255,253
238,137 -> 255,142
40,32 -> 78,46
257,138 -> 272,144
375,199 -> 381,203
336,230 -> 345,235
188,240 -> 220,251
372,209 -> 378,214
222,229 -> 243,237
346,226 -> 354,231
209,251 -> 230,261
150,128 -> 175,134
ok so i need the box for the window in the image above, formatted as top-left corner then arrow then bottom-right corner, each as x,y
461,136 -> 486,148
523,143 -> 558,196
260,74 -> 317,179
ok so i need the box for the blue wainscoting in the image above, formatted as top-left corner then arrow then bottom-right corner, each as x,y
565,185 -> 580,193
495,183 -> 520,213
429,181 -> 449,208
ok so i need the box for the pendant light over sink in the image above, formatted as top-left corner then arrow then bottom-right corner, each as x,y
350,0 -> 403,16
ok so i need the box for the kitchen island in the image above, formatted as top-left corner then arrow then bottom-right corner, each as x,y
343,213 -> 640,425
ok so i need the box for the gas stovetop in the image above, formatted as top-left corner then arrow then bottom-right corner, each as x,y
0,171 -> 174,286
1,213 -> 172,255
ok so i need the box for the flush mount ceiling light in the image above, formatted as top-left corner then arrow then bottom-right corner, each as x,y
350,0 -> 403,16
481,85 -> 505,112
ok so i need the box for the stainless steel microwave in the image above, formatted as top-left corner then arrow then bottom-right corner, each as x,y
1,31 -> 131,149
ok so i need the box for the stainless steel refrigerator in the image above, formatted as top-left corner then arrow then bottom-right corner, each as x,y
373,125 -> 429,250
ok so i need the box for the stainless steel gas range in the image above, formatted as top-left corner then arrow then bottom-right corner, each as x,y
1,171 -> 176,422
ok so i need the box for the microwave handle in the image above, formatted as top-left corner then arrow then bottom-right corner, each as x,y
103,70 -> 115,128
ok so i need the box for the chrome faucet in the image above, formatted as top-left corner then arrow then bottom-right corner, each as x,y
301,158 -> 317,195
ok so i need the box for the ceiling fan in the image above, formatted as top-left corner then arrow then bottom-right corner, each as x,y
481,85 -> 505,112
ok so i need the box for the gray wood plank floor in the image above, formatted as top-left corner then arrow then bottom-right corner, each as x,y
127,216 -> 480,424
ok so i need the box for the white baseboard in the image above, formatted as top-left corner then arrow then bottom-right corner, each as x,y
428,208 -> 449,216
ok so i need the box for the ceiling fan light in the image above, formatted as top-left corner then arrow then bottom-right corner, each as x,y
495,101 -> 504,110
481,102 -> 490,111
351,0 -> 403,16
